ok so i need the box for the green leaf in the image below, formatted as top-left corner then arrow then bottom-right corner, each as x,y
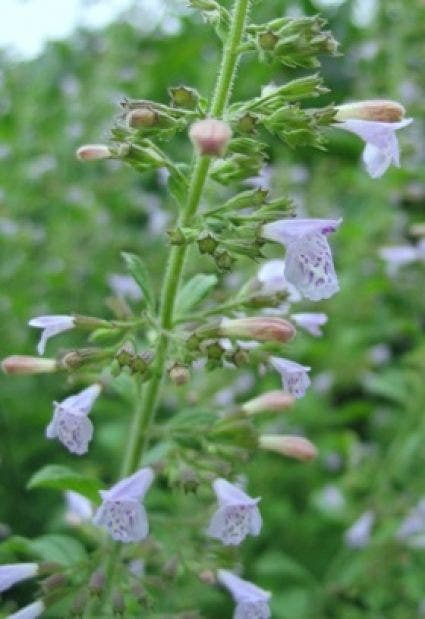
175,274 -> 218,317
27,465 -> 102,503
121,252 -> 155,312
29,534 -> 87,565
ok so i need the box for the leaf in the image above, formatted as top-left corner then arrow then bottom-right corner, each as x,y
121,252 -> 155,312
29,534 -> 87,565
175,274 -> 218,317
27,465 -> 102,503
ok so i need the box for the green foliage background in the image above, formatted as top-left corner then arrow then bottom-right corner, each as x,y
0,0 -> 424,617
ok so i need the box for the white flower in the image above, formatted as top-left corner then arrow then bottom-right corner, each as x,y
262,219 -> 342,301
335,118 -> 412,178
270,356 -> 311,399
379,245 -> 419,276
93,467 -> 154,543
207,478 -> 262,546
344,510 -> 375,549
7,600 -> 45,619
291,312 -> 327,336
257,260 -> 301,302
217,569 -> 271,619
107,274 -> 142,301
64,491 -> 93,525
46,384 -> 101,455
0,563 -> 38,593
28,315 -> 75,355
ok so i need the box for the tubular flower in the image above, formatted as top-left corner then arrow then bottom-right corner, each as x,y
220,316 -> 295,343
259,435 -> 317,461
7,601 -> 45,619
217,569 -> 271,619
0,563 -> 38,593
207,478 -> 262,546
262,219 -> 342,301
270,356 -> 311,399
242,390 -> 295,415
28,315 -> 75,356
46,384 -> 101,455
256,259 -> 301,302
93,467 -> 154,543
290,312 -> 327,336
344,510 -> 375,549
334,101 -> 412,178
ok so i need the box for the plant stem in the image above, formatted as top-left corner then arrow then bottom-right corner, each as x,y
121,0 -> 251,476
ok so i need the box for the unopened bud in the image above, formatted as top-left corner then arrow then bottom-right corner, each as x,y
76,144 -> 112,161
237,113 -> 258,134
163,556 -> 179,579
197,231 -> 219,255
335,100 -> 406,123
126,108 -> 158,128
259,434 -> 317,461
169,363 -> 190,386
41,572 -> 66,593
189,118 -> 232,157
219,317 -> 296,343
180,467 -> 199,493
112,590 -> 125,615
214,248 -> 234,271
242,390 -> 295,415
198,569 -> 216,585
2,355 -> 57,375
71,592 -> 88,616
169,85 -> 199,109
259,30 -> 279,51
89,569 -> 105,595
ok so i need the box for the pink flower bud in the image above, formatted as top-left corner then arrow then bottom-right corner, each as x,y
259,434 -> 317,461
220,317 -> 296,343
1,355 -> 57,375
335,100 -> 406,123
76,144 -> 112,161
189,118 -> 232,156
242,390 -> 295,415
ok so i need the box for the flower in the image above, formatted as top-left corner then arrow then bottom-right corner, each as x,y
64,491 -> 93,526
334,115 -> 412,178
220,316 -> 295,343
107,274 -> 142,301
0,563 -> 38,593
207,478 -> 262,546
259,435 -> 317,461
217,569 -> 271,619
270,356 -> 311,399
290,312 -> 327,336
379,245 -> 419,276
93,467 -> 154,543
46,384 -> 101,455
256,260 -> 301,302
1,355 -> 57,375
262,219 -> 342,301
7,600 -> 45,619
28,315 -> 75,355
241,390 -> 295,415
189,118 -> 232,157
344,510 -> 375,549
396,498 -> 425,547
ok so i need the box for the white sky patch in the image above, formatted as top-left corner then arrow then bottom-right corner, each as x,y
0,0 -> 135,59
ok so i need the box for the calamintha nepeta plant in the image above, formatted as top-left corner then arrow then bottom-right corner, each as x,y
1,1 -> 413,617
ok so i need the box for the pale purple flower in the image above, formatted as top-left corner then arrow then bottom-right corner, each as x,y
217,569 -> 271,619
262,219 -> 342,301
28,315 -> 75,355
0,563 -> 38,593
207,478 -> 262,546
291,312 -> 327,336
46,384 -> 101,455
108,274 -> 142,301
335,118 -> 412,178
270,356 -> 311,399
257,260 -> 301,302
344,510 -> 375,549
379,244 -> 423,276
93,467 -> 154,543
397,498 -> 425,546
7,600 -> 45,619
64,491 -> 93,525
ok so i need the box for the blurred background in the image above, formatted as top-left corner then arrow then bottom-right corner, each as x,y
0,0 -> 424,617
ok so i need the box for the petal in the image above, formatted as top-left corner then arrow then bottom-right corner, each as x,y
28,315 -> 74,328
0,563 -> 38,593
284,232 -> 340,301
362,142 -> 392,179
235,600 -> 271,619
290,312 -> 327,337
270,357 -> 311,399
336,118 -> 412,149
217,570 -> 271,604
207,505 -> 257,546
93,500 -> 149,543
249,505 -> 262,537
213,478 -> 258,507
270,356 -> 311,375
344,510 -> 375,549
104,467 -> 154,501
7,600 -> 45,619
60,384 -> 101,416
65,491 -> 93,521
56,412 -> 93,455
257,260 -> 287,293
262,218 -> 342,246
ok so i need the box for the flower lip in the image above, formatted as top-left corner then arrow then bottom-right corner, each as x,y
217,569 -> 271,603
213,478 -> 260,507
262,218 -> 342,246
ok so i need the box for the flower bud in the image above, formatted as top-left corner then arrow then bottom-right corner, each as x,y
189,118 -> 232,157
169,363 -> 190,386
335,100 -> 406,123
197,231 -> 219,255
219,317 -> 296,343
41,572 -> 66,593
126,108 -> 158,128
169,85 -> 200,109
112,590 -> 125,615
89,569 -> 105,595
259,434 -> 317,461
198,569 -> 216,585
242,390 -> 295,415
1,355 -> 57,375
76,144 -> 112,161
